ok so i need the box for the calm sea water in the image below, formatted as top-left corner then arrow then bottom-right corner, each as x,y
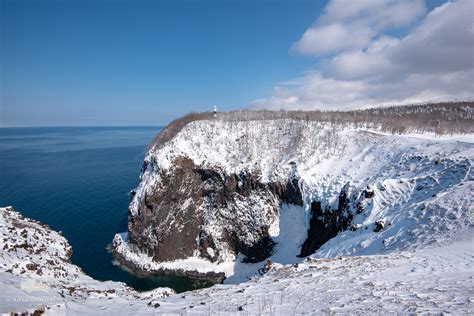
0,126 -> 205,293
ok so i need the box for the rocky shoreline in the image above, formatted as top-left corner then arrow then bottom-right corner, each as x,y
109,235 -> 226,284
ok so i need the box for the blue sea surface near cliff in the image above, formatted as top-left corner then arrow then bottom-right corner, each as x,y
0,126 -> 198,292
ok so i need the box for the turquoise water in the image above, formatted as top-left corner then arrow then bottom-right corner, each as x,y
0,126 -> 204,293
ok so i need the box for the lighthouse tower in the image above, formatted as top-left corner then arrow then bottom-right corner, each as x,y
213,105 -> 217,114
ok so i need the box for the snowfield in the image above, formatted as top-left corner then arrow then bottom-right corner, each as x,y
1,116 -> 473,314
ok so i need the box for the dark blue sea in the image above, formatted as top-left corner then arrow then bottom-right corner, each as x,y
0,126 -> 202,293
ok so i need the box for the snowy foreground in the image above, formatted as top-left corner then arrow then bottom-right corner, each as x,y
0,207 -> 473,314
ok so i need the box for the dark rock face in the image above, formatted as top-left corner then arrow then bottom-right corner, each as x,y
298,185 -> 354,257
269,177 -> 303,206
298,181 -> 380,257
126,156 -> 304,267
239,237 -> 276,263
298,201 -> 353,257
127,157 -> 205,262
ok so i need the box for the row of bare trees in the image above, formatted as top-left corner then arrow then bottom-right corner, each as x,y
149,102 -> 473,150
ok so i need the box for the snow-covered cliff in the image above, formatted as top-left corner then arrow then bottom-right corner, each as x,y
111,113 -> 473,282
1,103 -> 473,313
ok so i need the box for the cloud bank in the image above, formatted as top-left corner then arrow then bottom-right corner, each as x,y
250,0 -> 474,110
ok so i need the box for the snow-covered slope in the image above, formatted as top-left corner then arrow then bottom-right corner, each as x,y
134,235 -> 474,315
0,206 -> 174,315
112,117 -> 473,282
2,206 -> 473,314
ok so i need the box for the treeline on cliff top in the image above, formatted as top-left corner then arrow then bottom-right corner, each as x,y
149,102 -> 474,150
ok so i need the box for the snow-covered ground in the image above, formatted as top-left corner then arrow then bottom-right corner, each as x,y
1,206 -> 472,314
0,206 -> 175,315
136,234 -> 474,315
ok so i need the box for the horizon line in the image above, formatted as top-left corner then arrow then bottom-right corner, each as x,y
0,124 -> 165,129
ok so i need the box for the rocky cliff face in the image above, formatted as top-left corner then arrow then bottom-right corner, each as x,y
111,117 -> 473,282
127,156 -> 303,265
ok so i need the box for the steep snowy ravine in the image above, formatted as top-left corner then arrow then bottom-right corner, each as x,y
111,118 -> 473,283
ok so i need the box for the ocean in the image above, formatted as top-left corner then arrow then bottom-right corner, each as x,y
0,126 -> 204,293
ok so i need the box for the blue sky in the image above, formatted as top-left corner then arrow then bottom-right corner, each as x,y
1,0 -> 324,126
1,0 -> 472,127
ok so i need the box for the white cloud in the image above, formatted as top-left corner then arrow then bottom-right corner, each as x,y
292,23 -> 372,56
326,36 -> 398,81
389,1 -> 474,74
293,0 -> 426,56
251,0 -> 474,110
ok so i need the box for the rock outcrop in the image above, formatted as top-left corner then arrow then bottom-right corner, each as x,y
124,156 -> 304,266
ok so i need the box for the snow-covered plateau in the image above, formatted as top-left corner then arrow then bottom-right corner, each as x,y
1,106 -> 473,314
